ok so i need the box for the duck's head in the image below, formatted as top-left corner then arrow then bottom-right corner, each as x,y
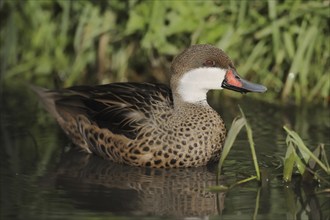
170,44 -> 267,104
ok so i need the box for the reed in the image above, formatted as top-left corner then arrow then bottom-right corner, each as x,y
212,106 -> 260,191
211,110 -> 330,192
1,0 -> 329,105
283,126 -> 330,183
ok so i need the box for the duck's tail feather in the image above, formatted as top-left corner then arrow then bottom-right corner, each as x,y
30,85 -> 63,123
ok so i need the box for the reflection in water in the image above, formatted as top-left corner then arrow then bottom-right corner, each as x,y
53,148 -> 225,217
1,86 -> 329,219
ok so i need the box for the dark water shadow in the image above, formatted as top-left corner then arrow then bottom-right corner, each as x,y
45,148 -> 226,218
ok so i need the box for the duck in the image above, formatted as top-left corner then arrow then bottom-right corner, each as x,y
33,44 -> 267,168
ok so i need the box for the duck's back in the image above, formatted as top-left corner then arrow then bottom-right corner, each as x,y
33,83 -> 174,156
56,83 -> 173,138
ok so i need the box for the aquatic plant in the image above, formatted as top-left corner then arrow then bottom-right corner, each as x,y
283,126 -> 330,183
0,0 -> 329,105
211,108 -> 330,192
212,106 -> 260,191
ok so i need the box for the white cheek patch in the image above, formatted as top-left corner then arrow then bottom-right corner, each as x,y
177,67 -> 227,103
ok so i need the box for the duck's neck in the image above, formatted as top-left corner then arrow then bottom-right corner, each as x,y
172,93 -> 209,109
172,67 -> 226,105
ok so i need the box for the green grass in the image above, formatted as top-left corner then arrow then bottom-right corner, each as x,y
212,106 -> 260,192
210,107 -> 329,193
283,126 -> 330,183
1,0 -> 329,105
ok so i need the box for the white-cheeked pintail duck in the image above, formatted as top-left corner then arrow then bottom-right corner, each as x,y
33,44 -> 267,168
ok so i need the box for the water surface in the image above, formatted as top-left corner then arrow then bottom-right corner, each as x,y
1,85 -> 329,219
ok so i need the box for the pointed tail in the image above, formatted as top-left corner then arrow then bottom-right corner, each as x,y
30,85 -> 62,121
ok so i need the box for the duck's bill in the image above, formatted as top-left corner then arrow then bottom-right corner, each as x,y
221,69 -> 267,93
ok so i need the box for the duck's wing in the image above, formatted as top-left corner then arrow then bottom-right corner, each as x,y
45,82 -> 173,139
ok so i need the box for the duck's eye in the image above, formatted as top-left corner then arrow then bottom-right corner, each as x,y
203,60 -> 216,67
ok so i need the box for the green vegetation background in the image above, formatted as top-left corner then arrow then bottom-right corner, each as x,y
1,0 -> 329,105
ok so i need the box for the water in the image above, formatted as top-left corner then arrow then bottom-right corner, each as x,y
1,85 -> 329,220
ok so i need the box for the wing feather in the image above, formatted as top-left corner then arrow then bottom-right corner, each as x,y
53,82 -> 173,139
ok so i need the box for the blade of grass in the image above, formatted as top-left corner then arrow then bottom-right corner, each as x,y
217,116 -> 245,179
207,185 -> 229,192
253,188 -> 261,220
319,144 -> 330,170
283,126 -> 330,174
239,107 -> 260,181
209,176 -> 257,192
294,153 -> 306,175
229,175 -> 257,188
283,142 -> 296,182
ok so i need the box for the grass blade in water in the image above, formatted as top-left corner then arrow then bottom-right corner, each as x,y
217,117 -> 245,179
239,107 -> 261,181
283,142 -> 296,182
284,126 -> 330,174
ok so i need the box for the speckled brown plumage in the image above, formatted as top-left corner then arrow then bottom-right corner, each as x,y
33,44 -> 266,168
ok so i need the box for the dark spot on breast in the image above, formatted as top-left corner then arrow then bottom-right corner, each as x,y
145,162 -> 151,166
179,161 -> 184,166
181,140 -> 186,145
157,151 -> 162,156
170,159 -> 177,165
154,159 -> 162,165
164,153 -> 169,158
133,149 -> 141,154
99,133 -> 104,139
93,132 -> 98,140
176,145 -> 181,149
130,156 -> 137,160
143,146 -> 150,152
